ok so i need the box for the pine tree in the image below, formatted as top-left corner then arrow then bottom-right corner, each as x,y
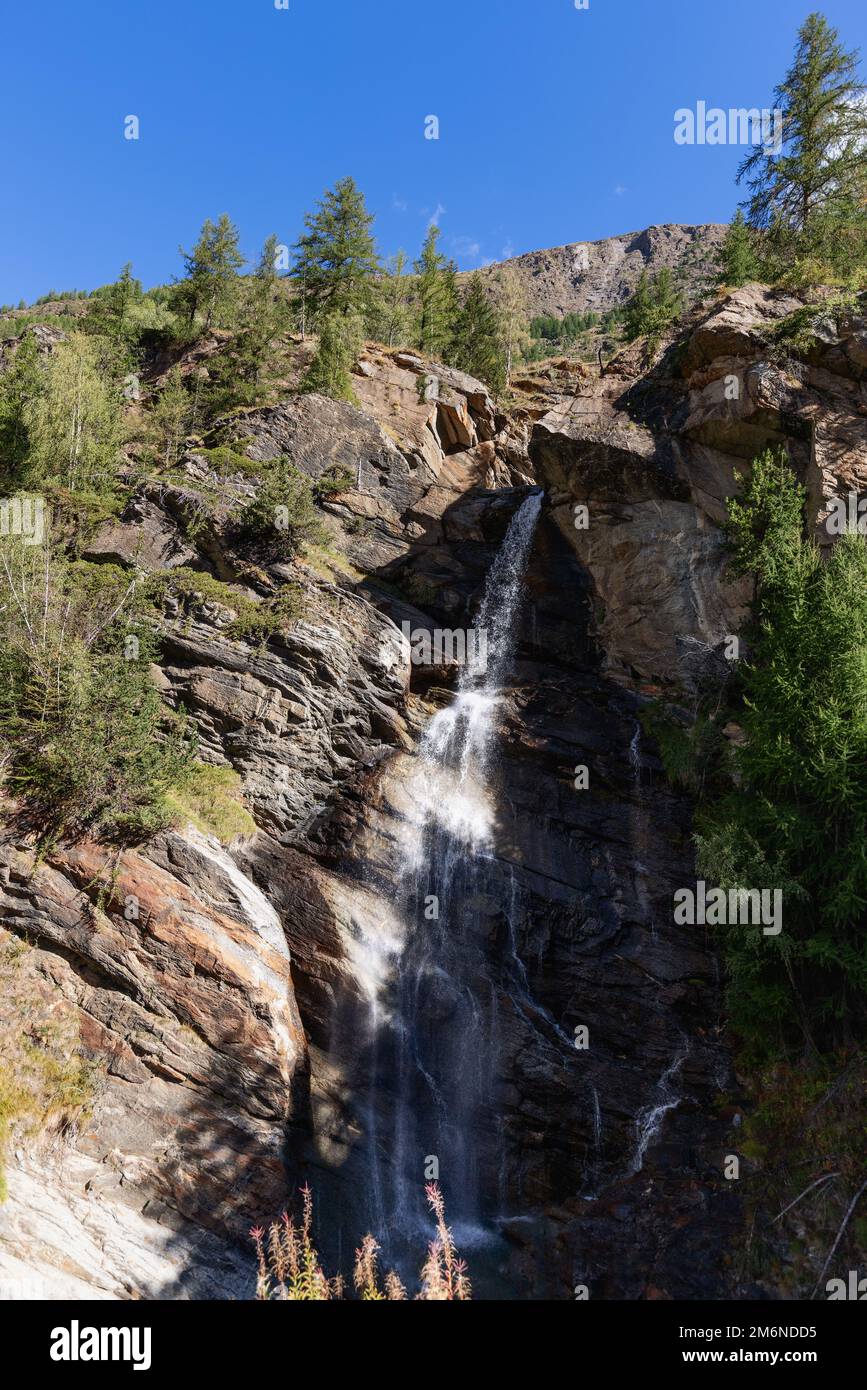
152,366 -> 191,470
737,13 -> 867,261
301,309 -> 363,403
698,447 -> 867,1053
85,263 -> 143,343
717,210 -> 761,287
176,214 -> 244,330
232,234 -> 290,385
624,268 -> 682,348
291,178 -> 379,326
451,273 -> 506,393
414,226 -> 458,359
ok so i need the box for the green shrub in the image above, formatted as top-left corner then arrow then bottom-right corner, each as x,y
236,459 -> 326,557
149,567 -> 301,644
315,463 -> 355,497
0,542 -> 195,845
165,762 -> 256,844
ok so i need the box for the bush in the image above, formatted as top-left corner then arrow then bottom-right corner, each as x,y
251,1183 -> 471,1301
165,762 -> 256,844
236,459 -> 326,557
149,568 -> 302,646
0,543 -> 195,845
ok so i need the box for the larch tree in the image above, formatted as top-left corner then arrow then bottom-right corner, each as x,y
493,265 -> 530,384
414,226 -> 458,359
176,214 -> 244,330
737,12 -> 867,259
291,177 -> 379,327
451,273 -> 506,393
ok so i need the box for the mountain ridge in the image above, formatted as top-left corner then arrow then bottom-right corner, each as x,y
472,221 -> 727,319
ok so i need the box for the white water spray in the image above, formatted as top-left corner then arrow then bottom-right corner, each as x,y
361,491 -> 544,1253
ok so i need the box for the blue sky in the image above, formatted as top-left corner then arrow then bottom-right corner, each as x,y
1,0 -> 865,303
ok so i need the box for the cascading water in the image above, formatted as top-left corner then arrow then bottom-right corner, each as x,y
361,491 -> 544,1261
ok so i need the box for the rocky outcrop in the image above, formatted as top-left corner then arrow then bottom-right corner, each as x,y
528,285 -> 867,687
0,827 -> 302,1299
156,577 -> 412,836
475,224 -> 726,319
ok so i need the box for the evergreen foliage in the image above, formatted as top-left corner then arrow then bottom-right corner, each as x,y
737,12 -> 867,282
717,210 -> 762,287
451,273 -> 506,392
414,226 -> 458,358
623,268 -> 683,349
175,215 -> 244,330
291,177 -> 379,327
697,448 -> 867,1055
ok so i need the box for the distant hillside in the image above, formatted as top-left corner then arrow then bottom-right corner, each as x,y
473,223 -> 727,319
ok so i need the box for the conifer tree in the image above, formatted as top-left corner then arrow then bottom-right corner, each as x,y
624,268 -> 682,348
176,214 -> 244,330
301,309 -> 363,403
232,234 -> 290,385
737,13 -> 867,261
373,250 -> 413,348
414,226 -> 458,359
493,265 -> 530,383
291,178 -> 379,326
86,263 -> 143,342
152,366 -> 191,470
717,210 -> 761,287
451,273 -> 506,393
698,448 -> 867,1052
0,330 -> 43,481
25,333 -> 121,492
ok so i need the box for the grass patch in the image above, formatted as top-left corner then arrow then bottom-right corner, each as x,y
166,762 -> 257,844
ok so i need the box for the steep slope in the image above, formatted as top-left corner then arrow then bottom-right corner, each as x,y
475,223 -> 726,318
1,284 -> 864,1299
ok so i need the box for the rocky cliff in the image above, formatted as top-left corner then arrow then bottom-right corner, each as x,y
475,223 -> 727,318
1,282 -> 864,1299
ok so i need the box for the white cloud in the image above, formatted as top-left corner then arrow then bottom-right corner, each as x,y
614,184 -> 627,196
450,234 -> 481,260
392,194 -> 408,213
427,202 -> 447,228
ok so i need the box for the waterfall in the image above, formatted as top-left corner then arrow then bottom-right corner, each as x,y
629,1037 -> 689,1175
362,491 -> 543,1257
